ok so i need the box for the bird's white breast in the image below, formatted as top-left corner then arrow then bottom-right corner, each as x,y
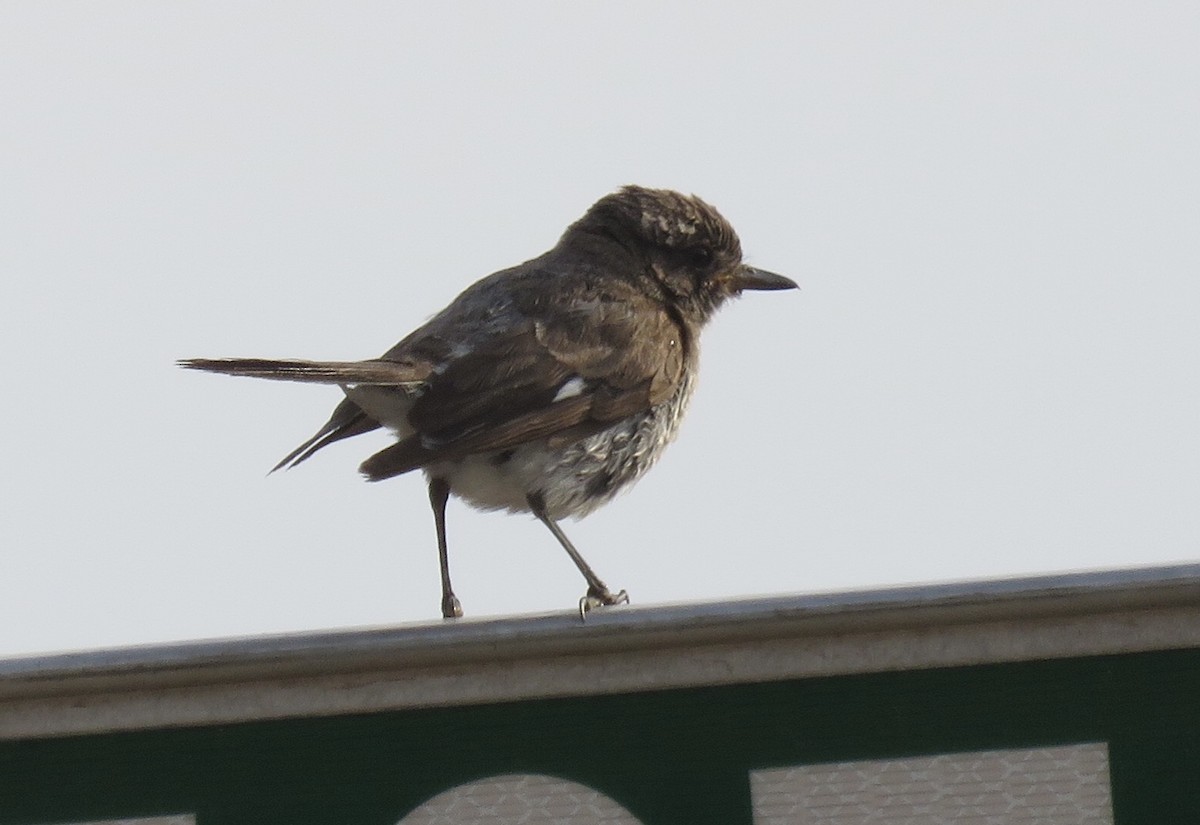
433,370 -> 697,521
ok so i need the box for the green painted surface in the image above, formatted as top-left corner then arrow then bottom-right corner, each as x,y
2,648 -> 1198,825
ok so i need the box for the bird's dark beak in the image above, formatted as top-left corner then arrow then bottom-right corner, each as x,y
729,266 -> 798,292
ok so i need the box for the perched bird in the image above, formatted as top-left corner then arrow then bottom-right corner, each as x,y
181,185 -> 796,619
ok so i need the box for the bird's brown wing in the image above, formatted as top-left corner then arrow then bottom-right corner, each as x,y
359,286 -> 687,481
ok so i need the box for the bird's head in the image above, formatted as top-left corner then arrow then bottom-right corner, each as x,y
566,185 -> 796,323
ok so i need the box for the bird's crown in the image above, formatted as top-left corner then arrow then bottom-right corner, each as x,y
571,185 -> 742,260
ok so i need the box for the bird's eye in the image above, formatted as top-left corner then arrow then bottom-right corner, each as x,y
685,247 -> 713,267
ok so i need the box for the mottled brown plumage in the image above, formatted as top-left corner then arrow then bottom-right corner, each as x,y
181,185 -> 796,619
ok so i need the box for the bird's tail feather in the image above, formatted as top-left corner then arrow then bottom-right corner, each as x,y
272,398 -> 381,473
179,358 -> 415,471
178,358 -> 428,386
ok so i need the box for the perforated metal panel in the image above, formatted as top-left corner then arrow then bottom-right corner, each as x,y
751,744 -> 1112,824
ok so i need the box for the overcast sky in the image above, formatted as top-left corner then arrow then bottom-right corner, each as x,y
3,2 -> 1198,657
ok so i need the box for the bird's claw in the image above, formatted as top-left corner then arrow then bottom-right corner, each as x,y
578,588 -> 630,620
441,593 -> 463,619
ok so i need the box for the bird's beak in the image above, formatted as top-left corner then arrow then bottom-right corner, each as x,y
729,266 -> 798,292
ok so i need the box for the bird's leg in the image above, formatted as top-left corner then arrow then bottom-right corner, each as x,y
527,493 -> 629,619
428,477 -> 463,619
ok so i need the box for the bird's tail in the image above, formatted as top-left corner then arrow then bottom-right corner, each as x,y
271,397 -> 381,472
178,358 -> 428,386
180,357 -> 430,472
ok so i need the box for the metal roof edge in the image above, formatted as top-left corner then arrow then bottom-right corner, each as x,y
4,562 -> 1199,702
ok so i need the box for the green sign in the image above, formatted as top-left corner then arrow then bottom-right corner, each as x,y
3,568 -> 1199,824
4,650 -> 1199,823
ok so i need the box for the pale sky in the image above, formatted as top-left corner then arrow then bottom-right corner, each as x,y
3,2 -> 1198,657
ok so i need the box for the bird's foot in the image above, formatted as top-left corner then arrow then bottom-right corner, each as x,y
578,587 -> 630,620
441,592 -> 463,619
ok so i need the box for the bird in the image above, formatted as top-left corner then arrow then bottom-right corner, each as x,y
181,185 -> 797,620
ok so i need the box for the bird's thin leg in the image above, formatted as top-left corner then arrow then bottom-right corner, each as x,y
428,477 -> 463,619
527,492 -> 629,618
